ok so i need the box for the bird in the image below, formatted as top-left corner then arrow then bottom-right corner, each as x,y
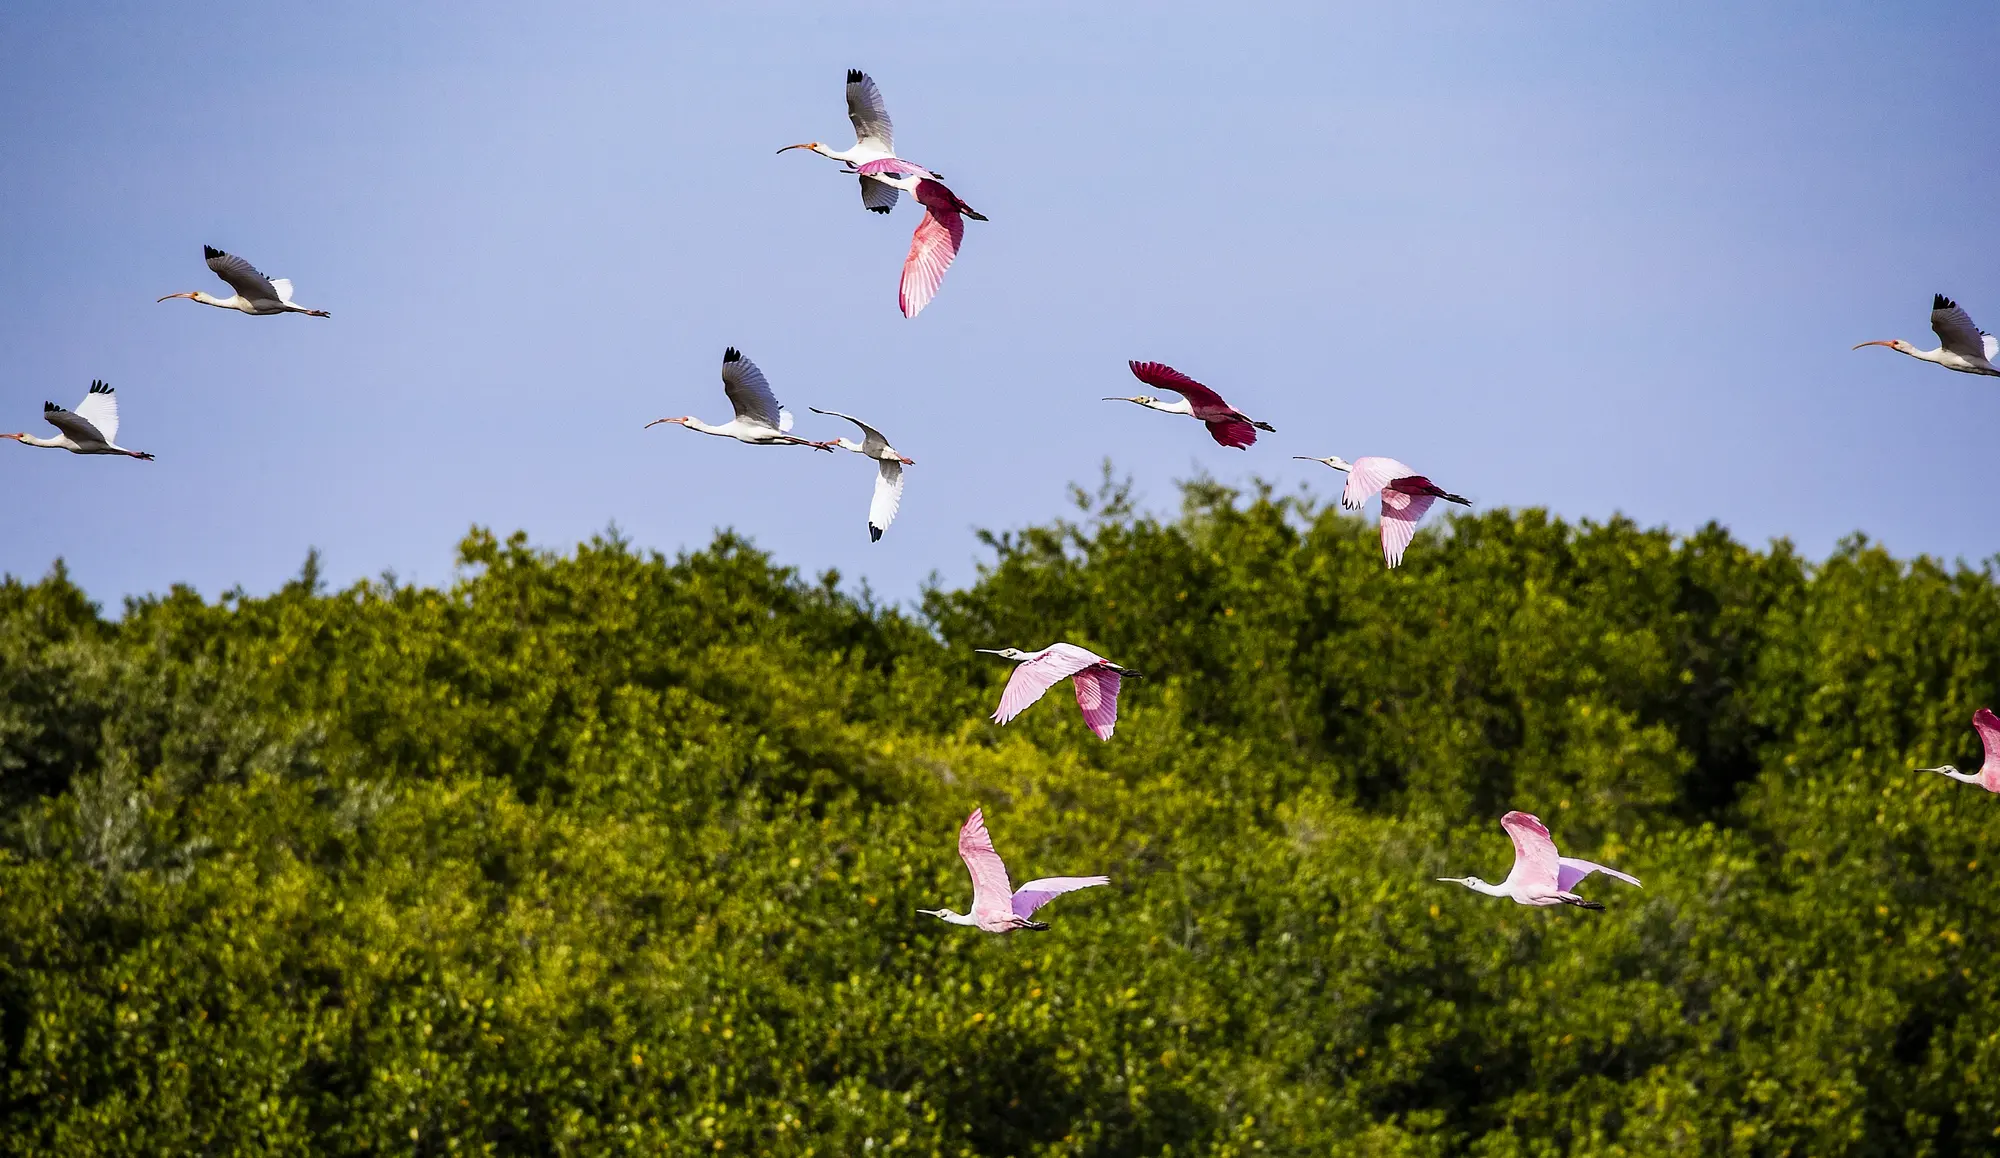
809,407 -> 913,541
1438,811 -> 1641,910
157,246 -> 330,317
3,380 -> 154,460
1852,294 -> 1999,376
975,643 -> 1141,740
851,159 -> 986,318
1918,708 -> 2000,791
1296,455 -> 1469,568
1105,361 -> 1276,449
646,348 -> 837,450
777,69 -> 932,215
917,807 -> 1109,933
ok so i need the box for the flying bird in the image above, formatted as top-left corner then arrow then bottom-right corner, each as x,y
157,246 -> 330,317
1919,708 -> 2000,791
975,643 -> 1141,740
647,348 -> 836,450
1105,361 -> 1276,449
917,807 -> 1109,933
1438,811 -> 1641,910
778,69 -> 932,214
810,407 -> 913,541
3,381 -> 154,460
1852,294 -> 1999,376
852,159 -> 986,318
1297,455 -> 1469,568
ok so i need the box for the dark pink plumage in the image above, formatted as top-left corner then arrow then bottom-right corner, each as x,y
1124,361 -> 1274,449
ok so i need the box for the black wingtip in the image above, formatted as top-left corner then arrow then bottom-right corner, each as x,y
846,69 -> 865,84
722,347 -> 742,363
1936,293 -> 1957,311
869,525 -> 883,542
89,380 -> 111,394
203,245 -> 224,260
867,205 -> 891,214
42,402 -> 57,412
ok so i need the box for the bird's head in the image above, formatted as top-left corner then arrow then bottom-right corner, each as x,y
776,142 -> 828,158
1294,455 -> 1354,472
916,907 -> 959,922
1102,394 -> 1154,407
1851,339 -> 1914,354
974,647 -> 1029,660
1436,876 -> 1487,890
156,291 -> 199,304
644,416 -> 691,430
1919,764 -> 1962,777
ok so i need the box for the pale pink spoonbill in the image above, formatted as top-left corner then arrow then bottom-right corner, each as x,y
918,807 -> 1109,932
1439,811 -> 1641,910
647,348 -> 836,450
1297,455 -> 1469,568
1106,361 -> 1277,449
158,246 -> 329,317
777,70 -> 935,215
1919,708 -> 2000,791
809,407 -> 912,541
976,643 -> 1141,740
2,381 -> 154,460
1853,294 -> 1998,376
851,159 -> 986,318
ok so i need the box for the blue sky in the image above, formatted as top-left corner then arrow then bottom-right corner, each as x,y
1,2 -> 1994,606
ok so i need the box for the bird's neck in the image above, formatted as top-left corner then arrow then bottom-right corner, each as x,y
1465,878 -> 1510,897
684,418 -> 732,436
1147,398 -> 1193,416
11,433 -> 69,449
198,292 -> 247,310
934,909 -> 976,926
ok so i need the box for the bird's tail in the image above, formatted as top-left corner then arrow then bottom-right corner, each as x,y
1019,919 -> 1050,932
1440,491 -> 1472,506
1557,894 -> 1604,911
1252,421 -> 1276,432
1111,666 -> 1145,680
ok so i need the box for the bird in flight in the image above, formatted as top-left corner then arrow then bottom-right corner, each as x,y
851,159 -> 986,318
1438,811 -> 1641,910
810,407 -> 913,542
3,380 -> 154,460
918,807 -> 1109,933
976,643 -> 1141,740
1919,708 -> 2000,791
647,348 -> 836,450
1852,294 -> 1998,376
1105,361 -> 1276,449
778,69 -> 933,215
1297,455 -> 1469,568
158,246 -> 330,317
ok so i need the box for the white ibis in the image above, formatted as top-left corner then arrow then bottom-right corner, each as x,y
158,246 -> 329,317
646,348 -> 835,450
3,381 -> 154,460
809,407 -> 912,541
1853,294 -> 1998,376
778,69 -> 933,215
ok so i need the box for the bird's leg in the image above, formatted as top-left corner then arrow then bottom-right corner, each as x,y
1556,894 -> 1604,911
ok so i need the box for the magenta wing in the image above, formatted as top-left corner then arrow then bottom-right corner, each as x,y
1011,876 -> 1110,920
1127,361 -> 1232,415
1070,666 -> 1124,740
1204,417 -> 1258,449
957,808 -> 1016,920
855,157 -> 935,179
1499,811 -> 1561,892
1556,857 -> 1641,893
899,198 -> 963,318
1974,707 -> 2000,788
1377,489 -> 1437,569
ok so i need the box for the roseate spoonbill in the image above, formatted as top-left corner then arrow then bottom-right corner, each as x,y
1919,708 -> 2000,791
809,407 -> 912,541
1853,294 -> 1999,376
975,643 -> 1141,740
157,246 -> 329,317
918,807 -> 1109,933
1438,811 -> 1641,910
1296,455 -> 1469,568
777,70 -> 935,214
1105,361 -> 1276,449
852,159 -> 986,318
646,348 -> 836,450
2,381 -> 154,460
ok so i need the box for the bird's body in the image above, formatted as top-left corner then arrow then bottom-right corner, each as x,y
976,643 -> 1140,740
158,246 -> 329,317
1107,361 -> 1276,449
1439,811 -> 1641,909
648,348 -> 836,450
778,69 -> 934,215
852,159 -> 986,318
1853,294 -> 1999,376
809,407 -> 912,541
918,807 -> 1109,933
1297,455 -> 1469,568
1920,708 -> 2000,791
3,381 -> 154,460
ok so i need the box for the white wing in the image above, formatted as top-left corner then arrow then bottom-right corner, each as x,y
809,407 -> 890,454
205,246 -> 282,303
270,278 -> 295,305
869,460 -> 904,541
71,380 -> 120,445
1931,295 -> 1988,359
1984,333 -> 1998,362
779,408 -> 795,433
845,69 -> 894,154
860,174 -> 900,214
719,348 -> 784,430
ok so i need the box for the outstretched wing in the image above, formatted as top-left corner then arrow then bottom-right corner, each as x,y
1205,418 -> 1258,449
899,197 -> 963,319
719,347 -> 784,429
957,808 -> 1015,919
1339,457 -> 1415,511
269,277 -> 296,305
1070,666 -> 1123,740
1931,295 -> 1988,359
1127,361 -> 1233,414
1985,333 -> 1998,363
42,400 -> 105,446
1377,489 -> 1438,569
808,406 -> 890,452
860,175 -> 899,214
845,69 -> 894,154
71,380 -> 120,445
1974,708 -> 2000,782
1499,811 -> 1561,892
205,246 -> 281,303
1011,876 -> 1110,920
1556,857 -> 1642,892
868,460 -> 904,542
991,645 -> 1104,725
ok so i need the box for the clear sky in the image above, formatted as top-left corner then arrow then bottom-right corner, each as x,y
1,2 -> 1994,607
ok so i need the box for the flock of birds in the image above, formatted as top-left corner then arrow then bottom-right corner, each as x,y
8,69 -> 1999,930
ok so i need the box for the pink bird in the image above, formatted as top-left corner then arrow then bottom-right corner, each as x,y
1105,361 -> 1277,449
976,643 -> 1142,740
852,159 -> 986,318
917,807 -> 1109,933
1438,811 -> 1642,910
1297,455 -> 1470,568
1919,708 -> 2000,791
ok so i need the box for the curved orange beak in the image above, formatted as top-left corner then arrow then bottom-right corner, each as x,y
1851,340 -> 1895,350
776,143 -> 817,155
157,292 -> 196,303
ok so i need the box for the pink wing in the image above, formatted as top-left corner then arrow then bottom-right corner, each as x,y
1339,457 -> 1416,512
1556,857 -> 1641,893
1011,876 -> 1110,920
899,203 -> 962,318
1377,489 -> 1437,568
855,157 -> 936,179
1974,707 -> 2000,789
991,645 -> 1104,725
957,808 -> 1016,920
1127,361 -> 1233,415
1070,666 -> 1123,740
1204,418 -> 1258,449
1499,811 -> 1561,892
